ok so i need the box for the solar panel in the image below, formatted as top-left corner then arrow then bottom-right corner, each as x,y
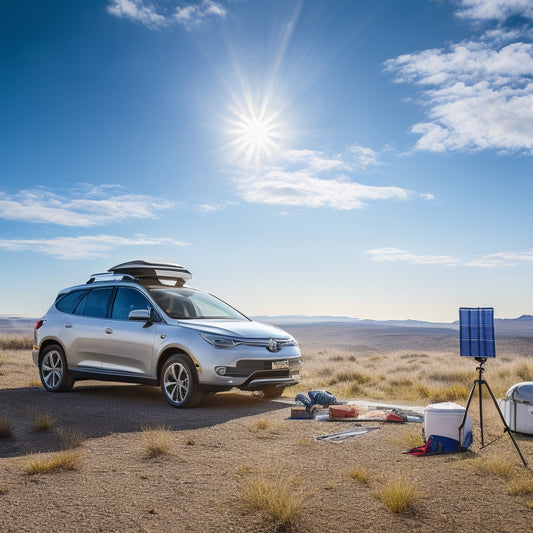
459,307 -> 495,358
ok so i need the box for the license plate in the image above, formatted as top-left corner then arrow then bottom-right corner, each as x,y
272,359 -> 289,370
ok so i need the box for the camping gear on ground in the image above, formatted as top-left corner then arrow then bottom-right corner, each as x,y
290,406 -> 314,419
329,404 -> 358,419
406,434 -> 466,456
498,382 -> 533,435
424,402 -> 473,450
295,390 -> 344,411
315,425 -> 379,442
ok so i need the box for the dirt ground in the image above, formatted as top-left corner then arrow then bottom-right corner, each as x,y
1,342 -> 533,532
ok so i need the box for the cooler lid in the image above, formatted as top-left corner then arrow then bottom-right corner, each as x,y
425,402 -> 466,413
506,382 -> 533,403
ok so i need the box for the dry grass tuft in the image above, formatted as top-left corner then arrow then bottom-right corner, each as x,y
394,431 -> 425,450
375,478 -> 418,513
240,471 -> 305,529
31,412 -> 54,432
507,477 -> 533,496
27,380 -> 42,388
0,417 -> 13,438
25,451 -> 80,475
0,486 -> 8,495
348,467 -> 369,484
57,428 -> 86,450
462,457 -> 516,480
142,425 -> 173,458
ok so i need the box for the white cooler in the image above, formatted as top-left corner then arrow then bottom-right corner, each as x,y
498,382 -> 533,435
424,402 -> 472,447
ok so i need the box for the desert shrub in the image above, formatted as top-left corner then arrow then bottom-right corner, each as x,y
240,472 -> 305,529
142,425 -> 173,458
57,428 -> 85,449
375,478 -> 418,513
0,486 -> 8,495
31,412 -> 54,432
0,333 -> 33,351
395,431 -> 424,450
0,417 -> 13,438
348,467 -> 369,484
331,371 -> 372,385
427,383 -> 470,403
25,451 -> 80,475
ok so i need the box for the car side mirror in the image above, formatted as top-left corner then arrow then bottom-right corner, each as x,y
128,309 -> 153,327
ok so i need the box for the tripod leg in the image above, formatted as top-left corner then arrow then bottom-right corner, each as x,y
482,380 -> 528,469
458,380 -> 479,450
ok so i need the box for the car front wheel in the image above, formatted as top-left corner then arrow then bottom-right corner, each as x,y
39,344 -> 74,392
161,355 -> 203,408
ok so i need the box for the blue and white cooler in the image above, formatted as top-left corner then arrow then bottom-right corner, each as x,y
424,401 -> 473,450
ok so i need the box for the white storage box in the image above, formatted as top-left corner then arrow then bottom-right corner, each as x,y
498,382 -> 533,435
424,402 -> 472,447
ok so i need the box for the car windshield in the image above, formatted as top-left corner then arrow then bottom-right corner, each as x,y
149,288 -> 247,320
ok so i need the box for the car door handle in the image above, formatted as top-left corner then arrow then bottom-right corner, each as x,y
64,324 -> 73,328
104,328 -> 113,334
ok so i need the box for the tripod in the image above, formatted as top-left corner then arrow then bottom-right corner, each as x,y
458,357 -> 528,468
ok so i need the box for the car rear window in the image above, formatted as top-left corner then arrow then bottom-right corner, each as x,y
55,289 -> 88,313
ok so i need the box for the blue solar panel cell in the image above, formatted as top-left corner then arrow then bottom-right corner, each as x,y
459,307 -> 495,358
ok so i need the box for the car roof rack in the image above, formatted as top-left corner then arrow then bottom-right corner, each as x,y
107,260 -> 192,287
86,273 -> 138,284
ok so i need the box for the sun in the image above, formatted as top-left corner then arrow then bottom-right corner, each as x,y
225,95 -> 285,167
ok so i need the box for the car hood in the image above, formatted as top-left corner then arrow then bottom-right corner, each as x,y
175,319 -> 294,339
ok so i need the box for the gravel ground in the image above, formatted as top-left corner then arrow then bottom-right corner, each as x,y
1,349 -> 533,533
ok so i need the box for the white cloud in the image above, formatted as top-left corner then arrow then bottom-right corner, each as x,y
0,186 -> 175,227
0,234 -> 187,260
365,246 -> 533,268
385,9 -> 533,153
456,0 -> 533,22
467,249 -> 533,267
235,145 -> 431,209
106,0 -> 167,29
365,247 -> 461,266
107,0 -> 226,30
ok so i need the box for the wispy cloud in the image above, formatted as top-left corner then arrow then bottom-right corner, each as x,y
365,247 -> 461,266
0,185 -> 175,227
366,246 -> 533,268
467,249 -> 533,267
385,3 -> 533,154
106,0 -> 226,30
235,145 -> 431,210
0,234 -> 187,260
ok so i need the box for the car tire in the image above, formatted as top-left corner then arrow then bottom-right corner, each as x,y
261,385 -> 285,398
161,354 -> 203,408
39,344 -> 74,392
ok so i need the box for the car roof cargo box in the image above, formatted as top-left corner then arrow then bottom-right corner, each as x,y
108,260 -> 192,286
505,382 -> 533,404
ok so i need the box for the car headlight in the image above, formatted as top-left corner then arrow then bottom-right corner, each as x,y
200,333 -> 240,348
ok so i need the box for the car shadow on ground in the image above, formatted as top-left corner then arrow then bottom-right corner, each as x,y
0,383 -> 294,458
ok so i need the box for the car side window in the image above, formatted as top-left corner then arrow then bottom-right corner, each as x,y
111,287 -> 152,320
73,287 -> 113,318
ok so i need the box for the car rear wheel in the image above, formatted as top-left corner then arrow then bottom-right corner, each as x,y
161,355 -> 203,408
261,385 -> 285,398
39,344 -> 74,392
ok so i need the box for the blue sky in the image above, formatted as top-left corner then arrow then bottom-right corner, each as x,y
1,0 -> 533,322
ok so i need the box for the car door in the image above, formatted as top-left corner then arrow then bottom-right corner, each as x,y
60,287 -> 114,370
100,286 -> 158,376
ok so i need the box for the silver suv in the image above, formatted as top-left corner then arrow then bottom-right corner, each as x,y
32,261 -> 301,407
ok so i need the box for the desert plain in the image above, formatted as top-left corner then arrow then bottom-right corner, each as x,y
1,319 -> 533,532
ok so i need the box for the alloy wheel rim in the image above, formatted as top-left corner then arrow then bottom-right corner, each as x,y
42,350 -> 63,389
163,362 -> 190,404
